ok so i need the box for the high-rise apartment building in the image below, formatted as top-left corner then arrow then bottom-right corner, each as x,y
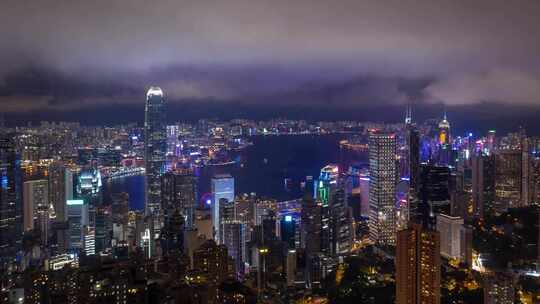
368,132 -> 397,246
494,150 -> 522,213
396,222 -> 441,304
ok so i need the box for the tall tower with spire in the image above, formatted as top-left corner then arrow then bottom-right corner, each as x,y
438,110 -> 450,146
405,104 -> 412,125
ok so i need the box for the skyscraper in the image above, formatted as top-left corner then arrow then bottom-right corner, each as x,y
66,199 -> 89,252
48,161 -> 67,222
161,168 -> 197,228
419,163 -> 451,215
494,150 -> 522,213
211,174 -> 235,243
222,222 -> 246,277
396,221 -> 441,304
144,86 -> 166,214
368,132 -> 397,246
472,153 -> 495,218
23,180 -> 51,245
0,135 -> 22,270
408,127 -> 421,193
436,214 -> 463,260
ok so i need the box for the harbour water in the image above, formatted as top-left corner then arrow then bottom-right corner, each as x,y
102,134 -> 353,211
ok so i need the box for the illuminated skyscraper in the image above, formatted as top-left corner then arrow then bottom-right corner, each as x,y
0,136 -> 22,270
161,168 -> 197,228
144,86 -> 166,214
368,132 -> 397,246
23,180 -> 50,244
315,164 -> 352,255
438,112 -> 450,146
211,174 -> 235,243
67,199 -> 89,252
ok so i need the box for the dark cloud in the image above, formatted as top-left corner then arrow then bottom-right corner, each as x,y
1,0 -> 540,113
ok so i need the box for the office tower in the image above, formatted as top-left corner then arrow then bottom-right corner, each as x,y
368,132 -> 397,246
494,150 -> 522,213
84,226 -> 96,255
419,164 -> 450,215
94,206 -> 110,253
222,222 -> 246,277
66,199 -> 89,251
111,192 -> 129,227
316,165 -> 335,255
144,87 -> 166,214
77,168 -> 102,209
483,272 -> 515,304
408,127 -> 421,194
436,214 -> 463,260
161,168 -> 197,228
438,112 -> 450,146
48,162 -> 67,222
396,198 -> 441,304
0,136 -> 23,269
460,224 -> 473,268
23,180 -> 51,245
160,208 -> 185,255
472,153 -> 496,218
280,215 -> 296,249
521,136 -> 530,207
301,195 -> 321,254
219,198 -> 236,242
486,130 -> 496,152
405,104 -> 412,125
211,174 -> 234,243
317,164 -> 352,255
286,249 -> 297,287
359,175 -> 370,217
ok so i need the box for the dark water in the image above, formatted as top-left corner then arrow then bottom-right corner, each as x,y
103,134 -> 349,211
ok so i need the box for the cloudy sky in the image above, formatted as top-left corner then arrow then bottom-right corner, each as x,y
1,0 -> 540,123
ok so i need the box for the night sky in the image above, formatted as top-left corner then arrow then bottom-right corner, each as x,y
1,0 -> 540,131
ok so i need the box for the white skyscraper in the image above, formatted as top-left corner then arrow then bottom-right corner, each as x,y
436,214 -> 464,260
368,132 -> 397,246
211,174 -> 235,243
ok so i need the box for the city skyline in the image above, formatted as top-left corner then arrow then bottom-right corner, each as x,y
2,1 -> 540,303
1,1 -> 540,130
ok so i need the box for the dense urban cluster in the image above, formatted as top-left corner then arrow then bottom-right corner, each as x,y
1,88 -> 540,303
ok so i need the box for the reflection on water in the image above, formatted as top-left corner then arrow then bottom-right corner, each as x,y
103,134 -> 356,211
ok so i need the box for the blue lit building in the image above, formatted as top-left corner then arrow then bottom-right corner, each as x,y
0,135 -> 22,270
280,215 -> 296,249
211,174 -> 235,243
